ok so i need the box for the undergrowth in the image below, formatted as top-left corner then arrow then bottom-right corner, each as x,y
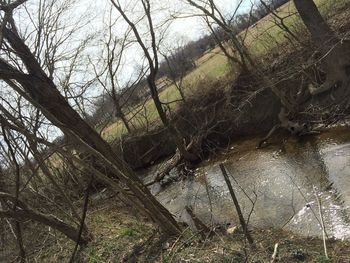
27,196 -> 350,263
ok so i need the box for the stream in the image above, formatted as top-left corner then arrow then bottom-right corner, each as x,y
144,128 -> 350,240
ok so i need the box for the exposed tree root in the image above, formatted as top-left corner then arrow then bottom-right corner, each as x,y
257,107 -> 320,148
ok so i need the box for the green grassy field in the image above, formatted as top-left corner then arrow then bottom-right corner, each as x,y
102,51 -> 230,141
243,0 -> 342,56
101,0 -> 346,142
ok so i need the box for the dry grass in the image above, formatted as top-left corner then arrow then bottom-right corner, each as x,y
29,196 -> 350,263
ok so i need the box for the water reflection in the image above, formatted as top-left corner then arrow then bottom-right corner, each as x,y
146,129 -> 350,240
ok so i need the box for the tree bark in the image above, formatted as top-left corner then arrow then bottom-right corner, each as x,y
0,192 -> 90,245
294,0 -> 350,96
0,27 -> 180,236
293,0 -> 335,45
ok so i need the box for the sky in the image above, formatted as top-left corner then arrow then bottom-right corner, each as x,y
0,0 -> 258,144
79,0 -> 256,86
80,0 -> 255,42
8,0 -> 257,113
167,0 -> 254,41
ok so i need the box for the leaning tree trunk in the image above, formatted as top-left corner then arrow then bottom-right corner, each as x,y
0,27 -> 180,236
0,208 -> 90,245
293,0 -> 335,45
293,0 -> 350,96
0,192 -> 90,245
147,75 -> 197,161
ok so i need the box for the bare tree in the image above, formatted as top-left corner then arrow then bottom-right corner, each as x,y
293,0 -> 350,95
0,92 -> 93,250
185,0 -> 254,70
110,0 -> 197,161
22,0 -> 97,118
1,125 -> 26,262
0,0 -> 180,237
90,11 -> 138,134
160,37 -> 192,103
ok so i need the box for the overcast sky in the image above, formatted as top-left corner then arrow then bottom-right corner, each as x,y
10,0 -> 257,108
80,0 -> 255,41
0,0 -> 258,141
168,0 -> 255,40
79,0 -> 256,86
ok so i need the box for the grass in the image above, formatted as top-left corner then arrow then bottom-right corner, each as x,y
242,0 -> 345,56
119,227 -> 137,237
28,198 -> 154,262
101,51 -> 230,142
30,196 -> 350,262
101,0 -> 347,142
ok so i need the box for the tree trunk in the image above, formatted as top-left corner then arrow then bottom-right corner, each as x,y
13,221 -> 26,263
147,75 -> 197,161
115,103 -> 131,133
219,164 -> 254,245
0,28 -> 180,236
294,0 -> 350,96
147,75 -> 168,125
112,91 -> 131,133
293,0 -> 335,45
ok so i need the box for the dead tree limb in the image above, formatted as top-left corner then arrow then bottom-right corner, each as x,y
313,187 -> 328,259
185,206 -> 211,238
257,107 -> 317,148
270,243 -> 279,263
69,177 -> 93,262
0,192 -> 90,245
146,140 -> 194,186
219,163 -> 254,245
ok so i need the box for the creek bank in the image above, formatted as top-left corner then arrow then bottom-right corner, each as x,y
30,193 -> 350,262
112,47 -> 350,170
141,127 -> 350,241
113,74 -> 282,169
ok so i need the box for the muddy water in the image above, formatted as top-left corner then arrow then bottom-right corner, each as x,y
145,128 -> 350,240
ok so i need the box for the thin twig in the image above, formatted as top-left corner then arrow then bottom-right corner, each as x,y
313,186 -> 328,259
219,163 -> 254,245
69,177 -> 93,262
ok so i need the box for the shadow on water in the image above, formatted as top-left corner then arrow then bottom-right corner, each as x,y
145,128 -> 350,240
